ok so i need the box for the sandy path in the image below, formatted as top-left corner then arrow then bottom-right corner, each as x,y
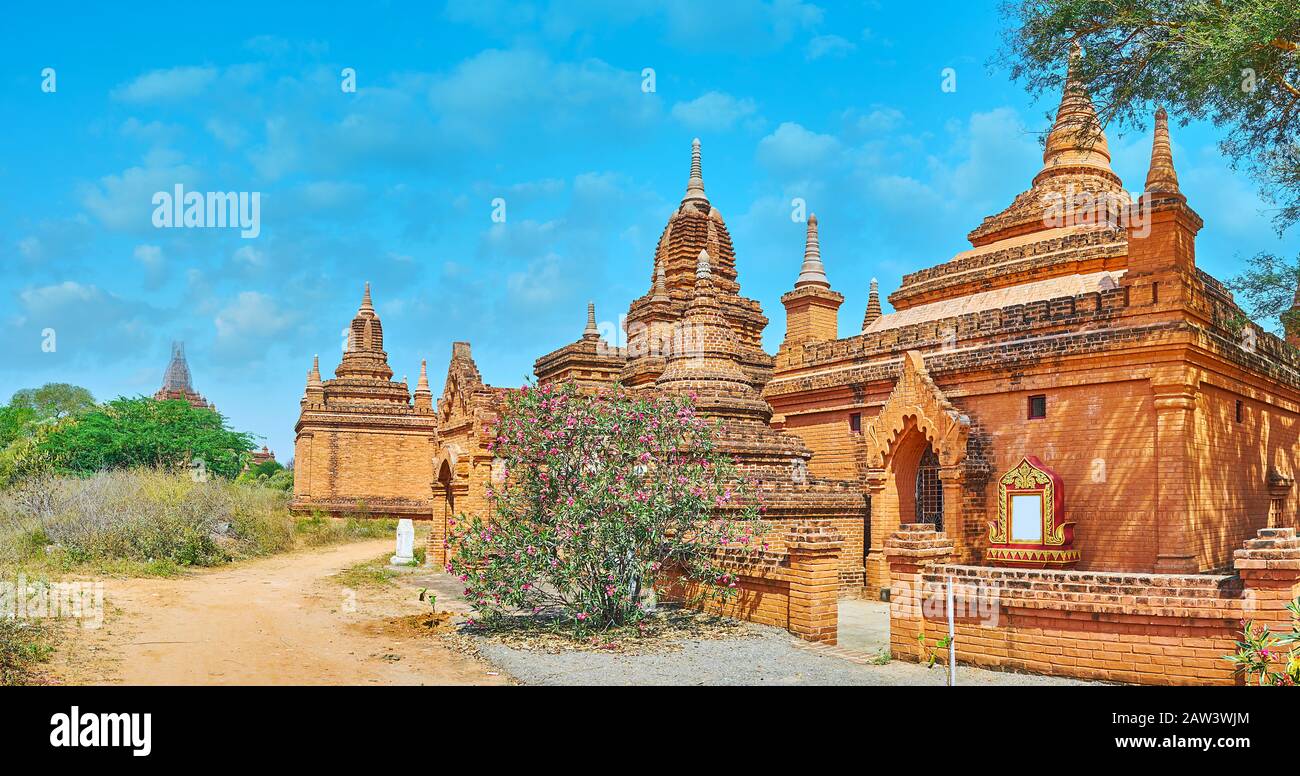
53,539 -> 508,686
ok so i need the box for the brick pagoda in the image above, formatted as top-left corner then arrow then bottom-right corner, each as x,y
291,283 -> 437,519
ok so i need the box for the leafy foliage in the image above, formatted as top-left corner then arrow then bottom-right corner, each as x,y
239,459 -> 293,492
37,397 -> 253,479
1001,0 -> 1300,227
1225,598 -> 1300,685
10,383 -> 96,421
449,381 -> 767,633
0,406 -> 37,450
1000,1 -> 1300,326
1226,251 -> 1300,335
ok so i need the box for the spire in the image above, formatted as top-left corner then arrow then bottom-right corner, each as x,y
863,278 -> 882,329
308,355 -> 321,387
359,281 -> 374,314
413,358 -> 433,410
583,301 -> 599,340
1039,44 -> 1113,177
1144,107 -> 1181,196
161,340 -> 194,392
794,214 -> 829,288
683,138 -> 708,203
696,248 -> 712,280
652,261 -> 668,301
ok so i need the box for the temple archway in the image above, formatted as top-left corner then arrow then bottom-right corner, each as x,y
861,351 -> 971,597
430,446 -> 463,566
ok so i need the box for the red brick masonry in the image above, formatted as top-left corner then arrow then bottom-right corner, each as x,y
663,522 -> 844,644
886,524 -> 1300,685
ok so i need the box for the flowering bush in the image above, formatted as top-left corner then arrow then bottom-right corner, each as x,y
448,381 -> 766,633
1225,598 -> 1300,686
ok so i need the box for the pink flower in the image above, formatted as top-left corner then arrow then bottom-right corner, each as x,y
577,612 -> 588,621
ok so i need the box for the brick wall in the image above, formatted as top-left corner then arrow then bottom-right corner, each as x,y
885,524 -> 1300,685
1194,381 -> 1300,571
662,522 -> 844,643
953,379 -> 1159,572
292,426 -> 436,518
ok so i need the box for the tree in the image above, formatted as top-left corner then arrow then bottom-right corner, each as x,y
0,406 -> 37,449
1000,1 -> 1300,328
10,383 -> 96,420
37,397 -> 254,479
448,381 -> 767,632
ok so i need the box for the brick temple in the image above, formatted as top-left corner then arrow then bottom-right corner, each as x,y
291,283 -> 437,519
291,62 -> 1300,679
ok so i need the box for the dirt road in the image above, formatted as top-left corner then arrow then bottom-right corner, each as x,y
52,539 -> 509,686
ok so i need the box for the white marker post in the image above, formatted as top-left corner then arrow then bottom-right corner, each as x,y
947,574 -> 957,686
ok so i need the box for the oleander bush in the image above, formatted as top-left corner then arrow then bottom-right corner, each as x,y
1226,598 -> 1300,686
448,380 -> 767,634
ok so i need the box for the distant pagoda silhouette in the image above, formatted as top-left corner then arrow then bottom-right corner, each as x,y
154,341 -> 215,410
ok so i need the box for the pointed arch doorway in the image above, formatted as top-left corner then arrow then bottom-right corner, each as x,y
861,351 -> 971,597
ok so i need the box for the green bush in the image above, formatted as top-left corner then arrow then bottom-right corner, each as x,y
1226,598 -> 1300,686
37,397 -> 254,479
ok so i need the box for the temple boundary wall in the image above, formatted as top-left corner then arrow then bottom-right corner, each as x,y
885,524 -> 1300,685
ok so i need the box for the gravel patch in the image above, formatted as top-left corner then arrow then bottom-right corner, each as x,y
470,623 -> 1099,686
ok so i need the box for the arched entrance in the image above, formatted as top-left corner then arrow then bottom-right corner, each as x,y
861,351 -> 972,597
431,457 -> 456,566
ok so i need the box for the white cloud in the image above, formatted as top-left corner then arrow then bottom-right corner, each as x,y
756,122 -> 843,175
671,91 -> 759,131
3,282 -> 158,370
112,66 -> 219,102
214,292 -> 294,355
428,49 -> 658,145
79,161 -> 200,232
206,117 -> 248,148
133,244 -> 163,268
806,34 -> 856,61
233,245 -> 265,267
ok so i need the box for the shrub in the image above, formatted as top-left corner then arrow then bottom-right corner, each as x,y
37,397 -> 254,479
1226,598 -> 1300,686
449,381 -> 766,633
0,469 -> 292,568
294,511 -> 396,547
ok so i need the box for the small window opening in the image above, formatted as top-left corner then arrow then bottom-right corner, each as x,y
1028,395 -> 1047,420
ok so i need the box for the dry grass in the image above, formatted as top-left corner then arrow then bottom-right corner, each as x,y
0,469 -> 397,577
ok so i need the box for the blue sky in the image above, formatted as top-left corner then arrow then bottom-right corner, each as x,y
2,1 -> 1296,460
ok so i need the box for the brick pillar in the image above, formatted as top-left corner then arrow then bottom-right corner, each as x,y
1235,527 -> 1300,631
884,524 -> 954,661
939,466 -> 968,562
785,523 -> 844,644
1151,379 -> 1199,573
863,469 -> 891,598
